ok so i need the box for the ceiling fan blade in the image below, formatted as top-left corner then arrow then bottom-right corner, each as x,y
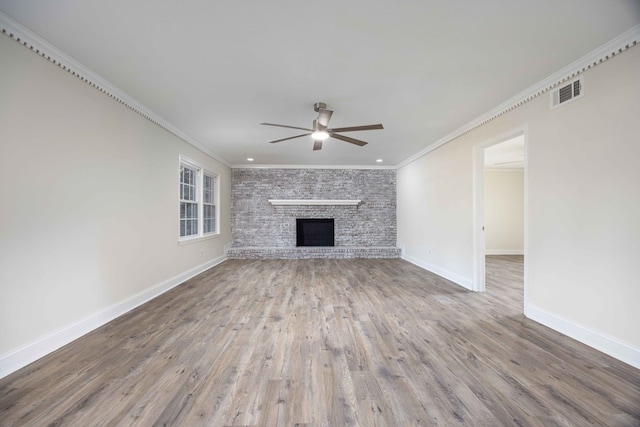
329,132 -> 368,147
328,124 -> 384,132
313,140 -> 323,151
260,123 -> 313,132
269,133 -> 312,143
317,109 -> 333,128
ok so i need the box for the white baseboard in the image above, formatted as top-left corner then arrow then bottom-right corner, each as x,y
401,254 -> 473,290
485,249 -> 524,255
0,255 -> 227,379
526,304 -> 640,369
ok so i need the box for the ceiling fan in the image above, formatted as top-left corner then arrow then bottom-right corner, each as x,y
260,102 -> 383,151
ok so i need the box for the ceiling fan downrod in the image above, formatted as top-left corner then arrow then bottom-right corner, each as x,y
314,102 -> 327,113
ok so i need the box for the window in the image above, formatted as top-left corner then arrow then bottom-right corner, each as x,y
203,173 -> 216,234
179,156 -> 219,241
180,164 -> 199,237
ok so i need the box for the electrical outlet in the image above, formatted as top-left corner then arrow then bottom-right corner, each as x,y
200,250 -> 204,258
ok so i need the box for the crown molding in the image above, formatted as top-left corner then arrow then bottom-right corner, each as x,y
231,164 -> 397,170
0,11 -> 230,167
397,23 -> 640,169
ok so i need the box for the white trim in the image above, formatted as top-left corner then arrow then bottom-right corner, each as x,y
179,154 -> 201,171
178,232 -> 222,245
0,255 -> 227,379
526,304 -> 640,370
485,249 -> 524,255
202,170 -> 219,235
397,24 -> 640,169
523,134 -> 529,313
0,11 -> 230,167
484,168 -> 524,172
232,164 -> 398,170
473,144 -> 486,292
472,126 -> 528,293
402,254 -> 473,291
268,199 -> 361,206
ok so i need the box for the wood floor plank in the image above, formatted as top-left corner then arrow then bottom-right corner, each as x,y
1,256 -> 639,426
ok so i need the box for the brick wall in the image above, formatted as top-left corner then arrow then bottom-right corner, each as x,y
231,168 -> 397,247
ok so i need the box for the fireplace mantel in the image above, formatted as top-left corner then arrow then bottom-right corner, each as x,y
268,199 -> 361,206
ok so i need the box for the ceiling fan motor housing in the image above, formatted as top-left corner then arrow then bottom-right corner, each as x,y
312,119 -> 326,131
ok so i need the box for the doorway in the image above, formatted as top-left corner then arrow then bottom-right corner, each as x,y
472,129 -> 527,312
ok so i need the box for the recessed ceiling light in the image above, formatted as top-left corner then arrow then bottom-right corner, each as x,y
247,158 -> 254,162
376,159 -> 383,163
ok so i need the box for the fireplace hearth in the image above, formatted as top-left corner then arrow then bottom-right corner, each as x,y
296,219 -> 334,247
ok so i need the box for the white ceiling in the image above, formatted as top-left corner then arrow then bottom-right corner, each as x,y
1,1 -> 639,167
484,136 -> 525,170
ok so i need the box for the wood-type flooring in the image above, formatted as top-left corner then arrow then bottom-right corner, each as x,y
1,256 -> 639,426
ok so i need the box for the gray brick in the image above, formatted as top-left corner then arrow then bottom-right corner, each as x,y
231,169 -> 398,256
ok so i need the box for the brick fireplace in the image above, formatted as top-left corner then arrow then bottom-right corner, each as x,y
227,168 -> 401,259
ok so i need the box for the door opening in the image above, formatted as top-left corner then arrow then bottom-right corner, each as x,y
473,128 -> 527,314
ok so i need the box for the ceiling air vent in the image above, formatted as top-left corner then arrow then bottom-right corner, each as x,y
551,76 -> 583,109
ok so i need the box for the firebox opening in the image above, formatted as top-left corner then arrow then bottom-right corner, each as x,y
296,219 -> 334,247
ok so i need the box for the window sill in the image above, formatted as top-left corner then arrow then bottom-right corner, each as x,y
178,233 -> 221,245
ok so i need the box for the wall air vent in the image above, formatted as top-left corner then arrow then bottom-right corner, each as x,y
551,76 -> 584,109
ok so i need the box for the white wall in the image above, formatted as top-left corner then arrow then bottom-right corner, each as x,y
398,45 -> 640,367
484,170 -> 524,254
0,35 -> 231,376
397,142 -> 474,288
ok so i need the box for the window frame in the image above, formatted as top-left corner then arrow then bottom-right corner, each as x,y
179,156 -> 220,243
179,160 -> 200,239
202,172 -> 217,235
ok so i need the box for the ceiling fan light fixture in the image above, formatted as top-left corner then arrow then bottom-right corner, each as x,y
261,103 -> 382,150
311,130 -> 329,140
